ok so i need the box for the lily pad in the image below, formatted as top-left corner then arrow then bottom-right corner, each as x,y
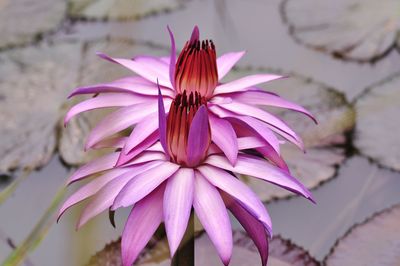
225,70 -> 354,202
86,235 -> 168,266
0,42 -> 81,175
68,0 -> 186,21
282,0 -> 400,62
0,0 -> 66,49
58,39 -> 168,166
354,75 -> 400,171
87,231 -> 319,266
196,231 -> 320,266
325,203 -> 400,266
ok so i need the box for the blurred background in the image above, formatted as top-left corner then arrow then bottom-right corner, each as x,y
1,0 -> 400,265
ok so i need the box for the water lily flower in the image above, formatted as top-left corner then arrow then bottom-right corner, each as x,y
59,26 -> 316,266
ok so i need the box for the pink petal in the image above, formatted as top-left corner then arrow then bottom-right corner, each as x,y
214,74 -> 284,95
158,85 -> 169,155
58,168 -> 130,221
146,141 -> 164,152
67,153 -> 119,184
77,161 -> 162,228
69,76 -> 174,98
124,151 -> 167,167
186,106 -> 210,166
85,101 -> 163,149
216,51 -> 245,80
64,93 -> 150,125
225,115 -> 281,153
205,154 -> 314,201
222,192 -> 269,266
198,165 -> 272,235
193,171 -> 232,265
190,25 -> 200,43
132,55 -> 170,81
209,115 -> 238,165
211,102 -> 304,150
121,185 -> 165,266
122,112 -> 158,154
112,161 -> 179,210
256,145 -> 289,172
230,90 -> 316,123
116,131 -> 159,166
163,168 -> 195,256
167,26 -> 176,89
97,52 -> 172,88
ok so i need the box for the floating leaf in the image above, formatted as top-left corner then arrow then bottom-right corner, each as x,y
354,75 -> 400,171
196,231 -> 320,266
0,0 -> 66,49
59,39 -> 168,166
225,70 -> 354,201
282,0 -> 400,62
0,42 -> 81,175
325,204 -> 400,266
68,0 -> 186,21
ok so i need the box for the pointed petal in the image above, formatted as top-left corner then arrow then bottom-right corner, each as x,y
167,26 -> 176,89
112,161 -> 179,209
205,154 -> 314,201
58,168 -> 130,221
187,106 -> 210,166
67,153 -> 119,184
64,93 -> 150,125
116,131 -> 159,166
225,115 -> 281,153
193,171 -> 232,265
198,165 -> 272,235
124,151 -> 167,167
85,102 -> 162,149
216,51 -> 245,80
222,192 -> 269,266
163,168 -> 194,256
230,90 -> 316,123
209,115 -> 238,165
158,85 -> 169,155
121,185 -> 165,266
214,74 -> 284,95
123,112 -> 158,154
69,76 -> 174,98
97,52 -> 172,88
190,25 -> 200,43
77,161 -> 162,228
211,102 -> 303,150
132,55 -> 170,81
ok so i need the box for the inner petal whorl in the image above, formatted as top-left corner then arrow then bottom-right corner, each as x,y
166,90 -> 209,166
174,39 -> 218,99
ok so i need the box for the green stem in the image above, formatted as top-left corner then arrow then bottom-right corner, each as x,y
2,186 -> 66,266
171,214 -> 195,266
0,169 -> 32,205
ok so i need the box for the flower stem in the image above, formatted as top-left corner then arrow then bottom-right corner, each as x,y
171,214 -> 195,266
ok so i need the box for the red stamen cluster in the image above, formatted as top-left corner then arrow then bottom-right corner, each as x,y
166,90 -> 208,165
174,39 -> 218,98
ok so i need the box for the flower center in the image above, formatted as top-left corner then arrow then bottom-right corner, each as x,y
166,90 -> 210,166
174,39 -> 218,99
